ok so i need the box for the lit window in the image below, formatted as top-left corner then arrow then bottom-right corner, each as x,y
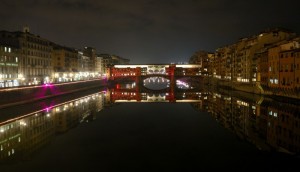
8,47 -> 11,53
16,57 -> 18,62
269,111 -> 272,116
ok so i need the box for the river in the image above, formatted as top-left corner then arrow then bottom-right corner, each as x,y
0,83 -> 299,171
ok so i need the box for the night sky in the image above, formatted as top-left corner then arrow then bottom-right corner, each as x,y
1,0 -> 299,64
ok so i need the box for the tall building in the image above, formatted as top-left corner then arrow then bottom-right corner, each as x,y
95,55 -> 103,76
255,38 -> 300,92
0,27 -> 53,85
237,28 -> 295,84
52,44 -> 78,72
99,54 -> 113,74
52,44 -> 79,82
214,45 -> 235,80
83,47 -> 96,74
0,31 -> 21,87
255,47 -> 269,88
188,50 -> 214,82
206,28 -> 297,94
0,28 -> 131,86
98,53 -> 130,76
78,50 -> 88,73
278,40 -> 300,89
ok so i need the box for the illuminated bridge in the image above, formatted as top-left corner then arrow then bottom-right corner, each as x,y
107,64 -> 202,79
107,64 -> 203,91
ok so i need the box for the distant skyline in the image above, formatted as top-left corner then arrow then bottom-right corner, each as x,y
1,0 -> 299,64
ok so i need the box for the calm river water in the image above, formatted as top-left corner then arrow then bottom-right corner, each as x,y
0,84 -> 299,171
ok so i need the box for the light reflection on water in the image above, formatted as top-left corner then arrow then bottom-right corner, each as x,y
0,91 -> 106,162
0,87 -> 300,166
191,89 -> 300,155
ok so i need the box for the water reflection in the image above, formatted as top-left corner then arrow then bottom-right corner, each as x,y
1,87 -> 300,164
109,90 -> 203,103
191,89 -> 300,155
0,92 -> 105,162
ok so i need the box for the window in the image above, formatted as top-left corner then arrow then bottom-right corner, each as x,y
269,111 -> 273,116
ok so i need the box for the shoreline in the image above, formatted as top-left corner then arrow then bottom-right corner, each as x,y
0,79 -> 108,110
208,78 -> 300,104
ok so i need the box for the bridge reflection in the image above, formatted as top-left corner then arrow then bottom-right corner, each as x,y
1,87 -> 300,163
109,89 -> 204,103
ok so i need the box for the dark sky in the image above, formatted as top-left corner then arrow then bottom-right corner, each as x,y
1,0 -> 299,64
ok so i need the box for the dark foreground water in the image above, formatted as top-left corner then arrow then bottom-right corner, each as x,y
0,87 -> 299,172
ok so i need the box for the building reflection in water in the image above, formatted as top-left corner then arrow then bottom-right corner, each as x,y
105,81 -> 300,155
0,92 -> 105,162
191,89 -> 300,155
109,89 -> 203,103
1,87 -> 300,163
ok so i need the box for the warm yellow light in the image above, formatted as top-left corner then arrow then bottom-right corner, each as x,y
18,74 -> 24,79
